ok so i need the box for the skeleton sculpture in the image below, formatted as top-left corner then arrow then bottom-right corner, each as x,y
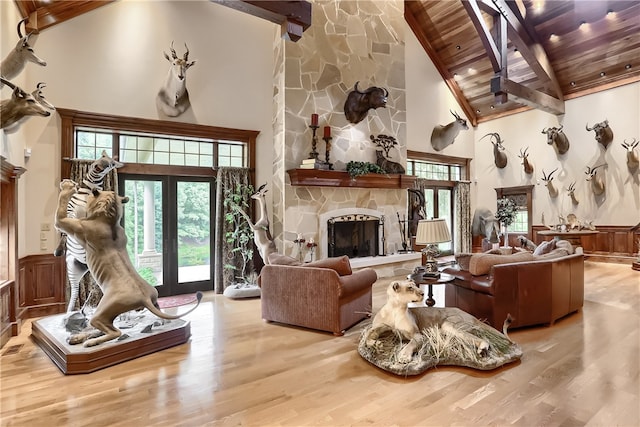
585,164 -> 606,196
343,81 -> 388,124
518,147 -> 534,174
0,78 -> 52,131
586,120 -> 613,149
541,168 -> 559,198
541,125 -> 570,155
622,138 -> 639,170
567,181 -> 579,205
156,42 -> 196,117
0,18 -> 47,81
235,183 -> 277,265
481,132 -> 507,169
430,110 -> 469,151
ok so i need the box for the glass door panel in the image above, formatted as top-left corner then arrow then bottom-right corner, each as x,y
437,188 -> 452,253
177,181 -> 211,284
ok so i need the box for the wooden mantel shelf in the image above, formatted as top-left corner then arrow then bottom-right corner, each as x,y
287,169 -> 417,189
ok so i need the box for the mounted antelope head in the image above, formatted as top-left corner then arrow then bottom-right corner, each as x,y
567,182 -> 579,205
541,125 -> 570,155
541,168 -> 559,198
586,120 -> 613,149
585,164 -> 606,196
622,138 -> 639,170
518,146 -> 534,174
156,41 -> 196,117
430,110 -> 469,151
0,18 -> 47,81
481,132 -> 507,169
0,77 -> 51,131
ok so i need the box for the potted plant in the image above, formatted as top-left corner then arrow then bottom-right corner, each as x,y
222,182 -> 260,298
495,197 -> 517,247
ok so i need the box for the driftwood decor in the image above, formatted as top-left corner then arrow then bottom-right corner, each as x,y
586,120 -> 613,149
343,81 -> 388,124
430,110 -> 468,151
0,18 -> 47,81
541,125 -> 570,155
156,42 -> 196,117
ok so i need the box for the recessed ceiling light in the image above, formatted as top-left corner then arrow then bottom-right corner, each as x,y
490,105 -> 495,109
549,33 -> 558,41
570,81 -> 576,86
606,9 -> 614,16
600,71 -> 606,77
456,45 -> 461,50
579,21 -> 587,29
476,109 -> 480,113
625,64 -> 632,69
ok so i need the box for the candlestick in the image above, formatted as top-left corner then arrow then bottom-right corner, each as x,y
323,126 -> 331,138
311,113 -> 318,127
308,124 -> 319,160
322,136 -> 333,170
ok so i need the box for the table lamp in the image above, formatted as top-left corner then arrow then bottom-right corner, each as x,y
415,218 -> 451,273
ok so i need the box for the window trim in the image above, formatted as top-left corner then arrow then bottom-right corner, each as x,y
58,108 -> 259,181
406,150 -> 471,181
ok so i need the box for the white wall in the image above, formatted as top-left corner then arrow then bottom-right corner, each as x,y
406,20 -> 639,227
1,1 -> 277,256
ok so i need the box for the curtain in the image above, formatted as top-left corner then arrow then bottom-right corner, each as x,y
214,167 -> 252,293
454,181 -> 472,253
65,158 -> 119,310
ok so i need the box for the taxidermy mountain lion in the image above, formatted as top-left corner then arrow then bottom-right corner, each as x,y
55,179 -> 202,347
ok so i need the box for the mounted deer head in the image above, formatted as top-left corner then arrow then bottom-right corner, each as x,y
567,181 -> 579,205
0,18 -> 47,81
541,125 -> 570,155
622,138 -> 639,170
586,120 -> 613,149
518,146 -> 534,174
585,164 -> 606,196
541,168 -> 559,198
156,41 -> 196,117
0,77 -> 51,131
481,132 -> 507,169
430,110 -> 469,151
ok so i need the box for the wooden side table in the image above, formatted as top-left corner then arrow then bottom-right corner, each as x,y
410,272 -> 455,307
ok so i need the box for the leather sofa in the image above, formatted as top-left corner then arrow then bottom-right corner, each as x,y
442,250 -> 584,330
258,254 -> 378,336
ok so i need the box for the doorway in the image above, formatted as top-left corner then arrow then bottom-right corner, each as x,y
120,174 -> 214,297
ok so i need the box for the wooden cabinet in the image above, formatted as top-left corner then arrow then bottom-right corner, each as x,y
18,254 -> 66,319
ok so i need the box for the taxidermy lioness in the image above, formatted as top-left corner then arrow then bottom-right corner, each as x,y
365,280 -> 490,363
55,179 -> 202,347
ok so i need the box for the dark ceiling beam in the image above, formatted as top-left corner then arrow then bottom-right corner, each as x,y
14,1 -> 113,33
405,5 -> 478,127
211,0 -> 311,42
461,0 -> 564,115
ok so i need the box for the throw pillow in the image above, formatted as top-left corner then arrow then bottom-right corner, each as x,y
534,248 -> 570,259
306,255 -> 352,276
554,239 -> 574,254
533,240 -> 556,256
454,253 -> 472,271
468,251 -> 535,276
268,253 -> 301,266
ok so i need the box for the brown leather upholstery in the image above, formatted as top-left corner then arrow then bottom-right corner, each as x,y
443,253 -> 584,330
258,262 -> 377,336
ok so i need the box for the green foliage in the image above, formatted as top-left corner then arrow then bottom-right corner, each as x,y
495,197 -> 517,227
177,182 -> 210,243
179,244 -> 210,267
346,161 -> 386,179
137,267 -> 158,286
223,182 -> 255,282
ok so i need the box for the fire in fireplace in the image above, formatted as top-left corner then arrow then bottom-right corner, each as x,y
327,214 -> 385,258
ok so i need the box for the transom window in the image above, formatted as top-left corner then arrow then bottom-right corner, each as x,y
407,160 -> 461,181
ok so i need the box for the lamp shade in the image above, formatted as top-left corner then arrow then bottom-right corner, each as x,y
415,218 -> 451,245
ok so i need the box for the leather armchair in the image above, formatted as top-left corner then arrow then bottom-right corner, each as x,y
258,259 -> 377,336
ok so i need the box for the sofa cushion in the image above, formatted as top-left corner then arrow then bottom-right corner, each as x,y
554,239 -> 574,254
533,239 -> 556,256
454,253 -> 472,271
534,248 -> 570,259
468,251 -> 535,276
267,253 -> 352,276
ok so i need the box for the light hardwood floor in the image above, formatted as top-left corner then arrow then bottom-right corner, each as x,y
1,261 -> 638,426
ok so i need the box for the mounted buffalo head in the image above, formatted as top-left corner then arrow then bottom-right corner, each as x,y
541,125 -> 570,155
343,81 -> 388,124
586,120 -> 613,149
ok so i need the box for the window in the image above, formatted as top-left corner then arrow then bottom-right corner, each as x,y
495,186 -> 534,237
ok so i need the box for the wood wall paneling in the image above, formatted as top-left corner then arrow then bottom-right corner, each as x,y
18,254 -> 65,319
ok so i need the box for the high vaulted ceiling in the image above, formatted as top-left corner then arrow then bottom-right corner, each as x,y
12,1 -> 640,126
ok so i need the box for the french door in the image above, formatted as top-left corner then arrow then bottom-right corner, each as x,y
424,187 -> 453,255
119,174 -> 214,297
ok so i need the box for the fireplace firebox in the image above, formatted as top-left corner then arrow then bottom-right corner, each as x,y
327,214 -> 385,258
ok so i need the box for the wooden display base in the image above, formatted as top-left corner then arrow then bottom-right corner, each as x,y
633,261 -> 640,271
31,312 -> 191,375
